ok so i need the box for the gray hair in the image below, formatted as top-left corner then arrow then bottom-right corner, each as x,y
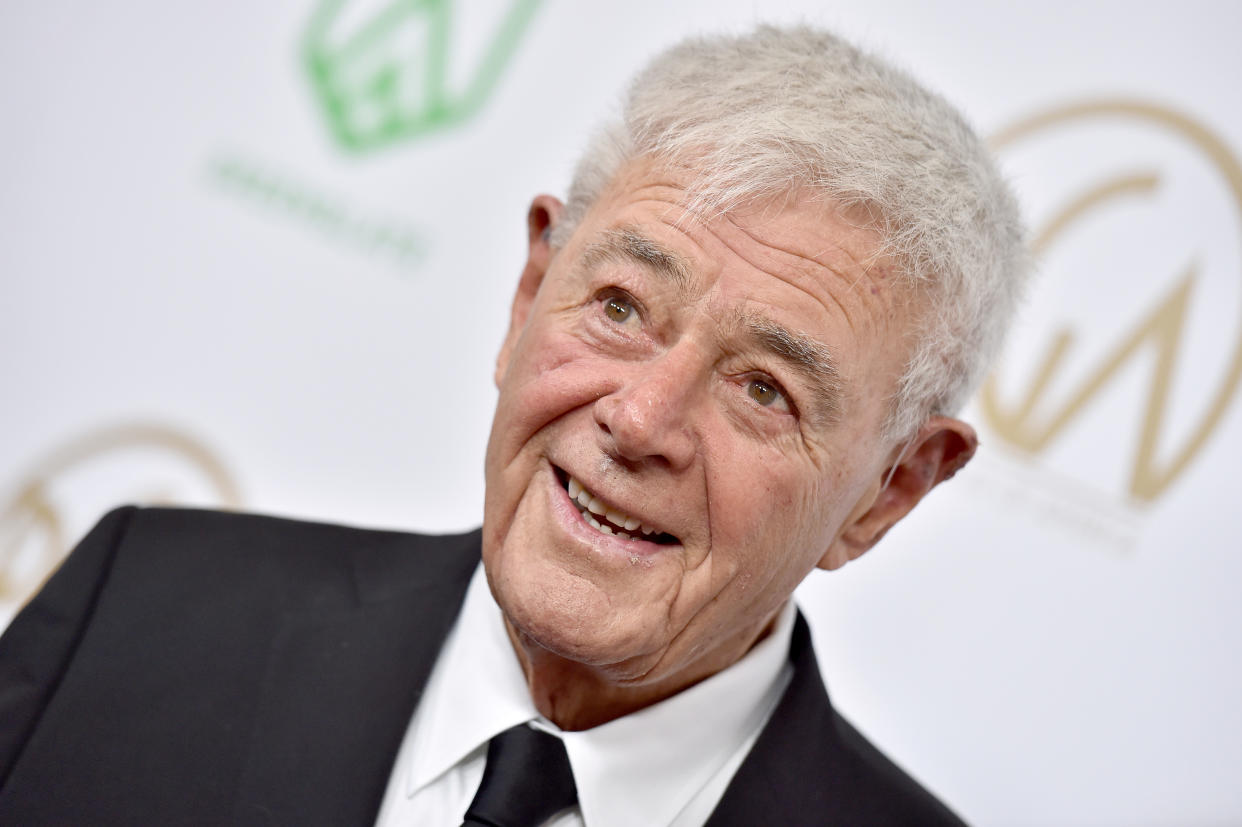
551,25 -> 1029,442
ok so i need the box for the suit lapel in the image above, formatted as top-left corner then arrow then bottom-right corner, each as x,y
232,529 -> 480,826
704,612 -> 844,826
705,612 -> 964,826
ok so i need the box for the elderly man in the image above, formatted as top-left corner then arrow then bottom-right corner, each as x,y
0,24 -> 1024,827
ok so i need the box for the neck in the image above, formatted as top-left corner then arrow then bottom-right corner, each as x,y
502,609 -> 781,731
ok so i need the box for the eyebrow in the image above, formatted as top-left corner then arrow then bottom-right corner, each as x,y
741,314 -> 843,424
579,226 -> 695,289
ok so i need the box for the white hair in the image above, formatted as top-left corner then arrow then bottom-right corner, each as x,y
551,25 -> 1029,442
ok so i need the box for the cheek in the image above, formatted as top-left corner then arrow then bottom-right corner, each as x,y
707,451 -> 824,564
490,333 -> 618,454
704,441 -> 862,586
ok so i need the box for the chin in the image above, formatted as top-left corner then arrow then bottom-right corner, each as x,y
487,555 -> 670,678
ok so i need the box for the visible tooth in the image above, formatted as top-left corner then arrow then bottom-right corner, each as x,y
568,477 -> 582,498
605,508 -> 627,527
586,514 -> 603,530
586,496 -> 607,516
598,524 -> 613,534
623,516 -> 640,531
576,489 -> 592,507
641,523 -> 655,535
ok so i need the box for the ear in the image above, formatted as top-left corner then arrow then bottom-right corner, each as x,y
494,194 -> 565,387
818,416 -> 978,571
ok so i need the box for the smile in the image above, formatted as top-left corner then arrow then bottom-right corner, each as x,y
554,468 -> 679,545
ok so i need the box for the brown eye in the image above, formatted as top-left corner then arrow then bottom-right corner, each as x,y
604,296 -> 634,323
747,380 -> 781,406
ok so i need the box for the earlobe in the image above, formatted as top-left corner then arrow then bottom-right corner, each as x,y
817,417 -> 978,571
494,194 -> 566,387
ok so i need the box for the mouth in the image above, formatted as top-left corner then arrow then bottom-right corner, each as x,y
552,466 -> 680,545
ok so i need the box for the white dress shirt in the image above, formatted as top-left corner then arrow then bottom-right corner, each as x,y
373,563 -> 795,827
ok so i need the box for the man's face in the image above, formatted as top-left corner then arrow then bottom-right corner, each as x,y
482,160 -> 918,695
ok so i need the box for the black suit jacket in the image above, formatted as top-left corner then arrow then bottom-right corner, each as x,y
0,507 -> 964,825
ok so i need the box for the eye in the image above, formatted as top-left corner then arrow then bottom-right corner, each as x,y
603,295 -> 636,323
741,376 -> 796,417
747,379 -> 782,407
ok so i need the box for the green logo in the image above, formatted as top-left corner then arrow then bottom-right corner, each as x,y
303,0 -> 542,153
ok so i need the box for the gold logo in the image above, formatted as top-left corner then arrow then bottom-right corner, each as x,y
982,101 -> 1242,502
0,424 -> 241,607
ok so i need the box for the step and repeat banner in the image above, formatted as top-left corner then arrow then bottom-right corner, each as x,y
3,1 -> 1239,824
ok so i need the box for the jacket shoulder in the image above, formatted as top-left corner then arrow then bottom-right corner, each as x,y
0,507 -> 480,823
98,505 -> 482,609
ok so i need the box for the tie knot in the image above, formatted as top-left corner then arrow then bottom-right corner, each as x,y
462,723 -> 579,827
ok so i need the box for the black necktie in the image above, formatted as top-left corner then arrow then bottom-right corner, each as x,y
461,723 -> 579,827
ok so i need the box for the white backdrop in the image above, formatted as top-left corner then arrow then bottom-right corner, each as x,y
3,2 -> 1240,824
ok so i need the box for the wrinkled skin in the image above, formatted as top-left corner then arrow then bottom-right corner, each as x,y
482,160 -> 976,730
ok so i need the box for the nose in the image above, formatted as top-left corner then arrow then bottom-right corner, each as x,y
593,347 -> 701,470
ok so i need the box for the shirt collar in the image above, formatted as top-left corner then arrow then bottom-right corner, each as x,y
405,564 -> 537,796
408,563 -> 795,827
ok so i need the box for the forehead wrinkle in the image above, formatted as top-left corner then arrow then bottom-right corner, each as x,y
580,225 -> 695,292
726,190 -> 888,272
735,311 -> 844,425
729,215 -> 881,285
821,239 -> 892,295
712,224 -> 862,339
